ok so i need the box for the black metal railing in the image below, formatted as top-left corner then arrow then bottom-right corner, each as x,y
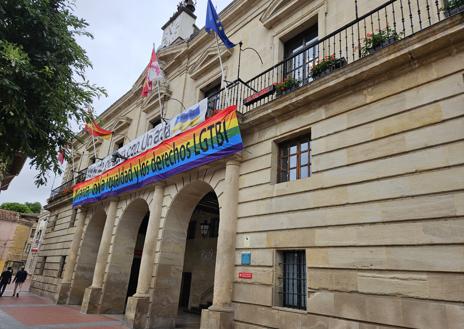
207,0 -> 463,115
49,168 -> 87,200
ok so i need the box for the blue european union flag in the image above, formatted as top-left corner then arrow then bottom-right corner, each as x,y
205,0 -> 236,49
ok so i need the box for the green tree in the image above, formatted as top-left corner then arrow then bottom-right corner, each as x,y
0,202 -> 32,213
0,0 -> 105,186
25,202 -> 42,213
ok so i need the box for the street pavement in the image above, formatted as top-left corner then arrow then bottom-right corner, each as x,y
0,289 -> 128,329
0,281 -> 200,329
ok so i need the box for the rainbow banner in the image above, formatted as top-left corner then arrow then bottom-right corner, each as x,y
73,105 -> 242,207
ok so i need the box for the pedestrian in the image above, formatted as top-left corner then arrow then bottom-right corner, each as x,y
0,267 -> 13,297
12,267 -> 28,298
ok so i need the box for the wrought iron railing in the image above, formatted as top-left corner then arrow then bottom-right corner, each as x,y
49,169 -> 87,201
207,0 -> 463,115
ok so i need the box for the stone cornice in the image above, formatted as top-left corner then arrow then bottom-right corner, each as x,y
260,0 -> 319,29
188,45 -> 234,80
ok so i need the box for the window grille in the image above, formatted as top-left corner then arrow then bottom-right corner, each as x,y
69,209 -> 77,228
38,256 -> 47,275
57,256 -> 66,278
281,250 -> 306,310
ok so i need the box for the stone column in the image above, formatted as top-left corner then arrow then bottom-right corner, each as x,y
81,199 -> 118,314
56,208 -> 87,304
202,159 -> 240,329
126,183 -> 164,329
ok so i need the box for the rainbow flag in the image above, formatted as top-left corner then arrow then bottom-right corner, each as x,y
73,105 -> 242,207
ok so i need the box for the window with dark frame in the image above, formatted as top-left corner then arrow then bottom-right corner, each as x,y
278,133 -> 311,183
57,256 -> 66,278
284,24 -> 318,83
69,209 -> 77,228
203,83 -> 222,115
50,215 -> 58,232
281,250 -> 306,310
148,117 -> 162,130
38,256 -> 47,275
114,138 -> 124,151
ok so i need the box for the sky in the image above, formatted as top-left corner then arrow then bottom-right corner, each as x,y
0,0 -> 233,206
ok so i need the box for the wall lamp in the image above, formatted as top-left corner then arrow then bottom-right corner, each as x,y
200,220 -> 210,238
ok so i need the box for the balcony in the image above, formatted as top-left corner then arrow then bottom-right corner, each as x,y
207,0 -> 464,115
48,169 -> 87,203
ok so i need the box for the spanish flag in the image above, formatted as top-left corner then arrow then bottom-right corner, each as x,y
85,120 -> 113,140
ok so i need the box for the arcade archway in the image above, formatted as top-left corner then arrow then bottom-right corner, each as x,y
150,181 -> 220,328
99,198 -> 149,314
68,207 -> 106,305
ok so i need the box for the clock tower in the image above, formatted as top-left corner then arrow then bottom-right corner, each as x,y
161,1 -> 198,48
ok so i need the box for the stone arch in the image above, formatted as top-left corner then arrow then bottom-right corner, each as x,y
150,179 -> 222,328
69,207 -> 106,305
100,198 -> 149,314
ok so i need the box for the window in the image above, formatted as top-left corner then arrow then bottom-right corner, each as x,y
38,256 -> 47,275
284,24 -> 318,83
187,221 -> 196,240
113,139 -> 124,151
278,133 -> 311,183
148,117 -> 162,130
68,209 -> 77,228
30,228 -> 36,238
276,250 -> 307,310
57,256 -> 66,278
203,83 -> 221,115
36,229 -> 42,241
88,156 -> 96,165
49,214 -> 59,232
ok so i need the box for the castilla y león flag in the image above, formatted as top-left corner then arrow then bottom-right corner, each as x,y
142,47 -> 164,97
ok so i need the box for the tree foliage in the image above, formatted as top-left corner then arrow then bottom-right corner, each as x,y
0,201 -> 41,214
0,0 -> 105,185
25,201 -> 42,213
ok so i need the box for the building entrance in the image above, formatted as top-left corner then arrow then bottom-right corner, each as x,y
126,213 -> 148,303
98,199 -> 150,314
69,208 -> 106,305
178,192 -> 219,315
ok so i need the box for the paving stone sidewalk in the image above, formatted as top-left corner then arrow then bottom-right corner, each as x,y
0,292 -> 128,329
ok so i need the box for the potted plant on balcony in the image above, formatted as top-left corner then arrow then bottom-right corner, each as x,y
443,0 -> 464,16
310,54 -> 347,80
273,77 -> 300,96
361,27 -> 402,56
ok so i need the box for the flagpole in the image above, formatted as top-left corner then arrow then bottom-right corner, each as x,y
90,134 -> 98,161
50,173 -> 57,193
87,107 -> 98,161
152,43 -> 166,123
214,34 -> 226,89
70,145 -> 76,185
157,80 -> 165,121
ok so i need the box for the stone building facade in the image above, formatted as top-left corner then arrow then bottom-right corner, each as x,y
0,209 -> 38,272
31,0 -> 464,328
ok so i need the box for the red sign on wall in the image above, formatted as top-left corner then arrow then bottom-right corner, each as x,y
238,272 -> 253,279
